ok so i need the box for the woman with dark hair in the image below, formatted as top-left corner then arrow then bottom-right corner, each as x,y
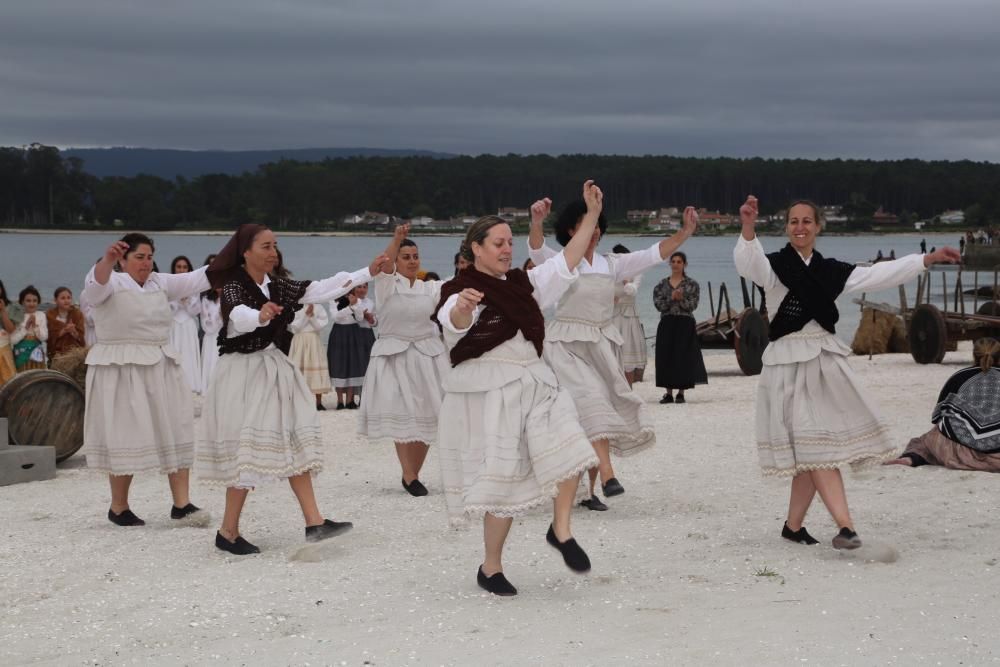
611,244 -> 647,386
328,284 -> 376,409
12,285 -> 48,372
735,196 -> 960,549
82,233 -> 212,527
653,251 -> 707,403
433,181 -> 605,596
288,300 -> 331,410
528,201 -> 698,508
47,286 -> 87,359
358,226 -> 448,497
887,338 -> 1000,472
0,280 -> 16,384
168,255 -> 202,393
195,224 -> 387,555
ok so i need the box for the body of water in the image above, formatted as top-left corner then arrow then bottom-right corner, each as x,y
0,230 -> 970,353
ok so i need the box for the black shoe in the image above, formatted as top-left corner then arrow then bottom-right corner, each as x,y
335,403 -> 346,410
781,521 -> 819,545
832,527 -> 863,550
316,404 -> 327,411
579,495 -> 608,511
675,394 -> 686,404
402,478 -> 429,497
602,477 -> 625,497
108,508 -> 145,526
546,524 -> 591,573
305,518 -> 353,542
659,393 -> 674,404
215,531 -> 261,555
170,503 -> 202,520
347,402 -> 359,410
477,566 -> 518,596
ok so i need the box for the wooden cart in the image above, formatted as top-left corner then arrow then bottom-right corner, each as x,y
695,278 -> 769,375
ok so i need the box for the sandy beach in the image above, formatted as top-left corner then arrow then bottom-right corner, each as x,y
2,345 -> 998,665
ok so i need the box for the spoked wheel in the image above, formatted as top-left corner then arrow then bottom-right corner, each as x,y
908,304 -> 948,364
734,308 -> 769,376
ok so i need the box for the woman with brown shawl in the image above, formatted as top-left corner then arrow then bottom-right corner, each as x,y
47,286 -> 87,359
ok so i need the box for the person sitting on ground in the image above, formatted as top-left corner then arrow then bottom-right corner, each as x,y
886,337 -> 1000,472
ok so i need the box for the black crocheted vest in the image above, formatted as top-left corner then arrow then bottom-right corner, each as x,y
217,272 -> 311,355
765,244 -> 855,341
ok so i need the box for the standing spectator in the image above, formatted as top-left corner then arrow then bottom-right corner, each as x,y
46,287 -> 87,359
653,252 -> 707,404
12,285 -> 48,372
288,302 -> 332,410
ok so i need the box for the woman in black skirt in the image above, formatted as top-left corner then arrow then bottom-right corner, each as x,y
327,284 -> 377,409
653,251 -> 707,403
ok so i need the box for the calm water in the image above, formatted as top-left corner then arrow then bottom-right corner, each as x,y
0,230 -> 966,351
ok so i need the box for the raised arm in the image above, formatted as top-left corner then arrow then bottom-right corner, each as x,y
563,181 -> 603,271
655,206 -> 699,261
381,223 -> 410,275
84,241 -> 130,305
159,265 -> 211,301
527,198 -> 550,251
733,195 -> 778,290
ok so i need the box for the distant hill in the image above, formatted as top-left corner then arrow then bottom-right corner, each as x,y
61,146 -> 455,179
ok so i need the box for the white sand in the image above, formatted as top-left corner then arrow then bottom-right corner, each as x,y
3,345 -> 999,665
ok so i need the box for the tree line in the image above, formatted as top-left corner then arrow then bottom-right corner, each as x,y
2,143 -> 998,231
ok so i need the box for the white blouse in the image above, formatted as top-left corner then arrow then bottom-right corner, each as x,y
289,303 -> 331,335
11,310 -> 48,345
527,239 -> 664,282
199,297 -> 224,335
84,265 -> 211,306
332,297 -> 376,329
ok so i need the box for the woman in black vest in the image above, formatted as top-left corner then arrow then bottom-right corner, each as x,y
196,224 -> 388,555
734,196 -> 959,550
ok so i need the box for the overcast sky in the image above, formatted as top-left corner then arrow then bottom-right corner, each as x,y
3,0 -> 999,160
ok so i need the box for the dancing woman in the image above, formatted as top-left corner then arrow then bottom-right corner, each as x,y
433,181 -> 607,596
734,196 -> 960,548
610,244 -> 647,386
196,224 -> 387,555
528,202 -> 697,508
358,225 -> 448,497
82,234 -> 211,527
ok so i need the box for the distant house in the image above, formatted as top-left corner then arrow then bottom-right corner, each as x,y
343,211 -> 391,226
647,207 -> 680,231
627,209 -> 657,224
939,210 -> 965,225
410,216 -> 433,227
697,209 -> 735,229
872,207 -> 899,224
821,205 -> 847,225
497,207 -> 529,222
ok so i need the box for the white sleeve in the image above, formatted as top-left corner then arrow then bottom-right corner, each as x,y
310,304 -> 330,328
622,276 -> 639,297
843,254 -> 926,294
437,293 -> 484,335
612,242 -> 665,282
288,308 -> 309,334
82,264 -> 115,306
157,266 -> 211,301
301,267 -> 372,304
373,271 -> 397,310
331,304 -> 356,324
229,304 -> 264,334
37,315 -> 48,342
10,320 -> 26,345
733,235 -> 779,290
527,250 -> 580,311
526,239 -> 560,267
185,295 -> 202,317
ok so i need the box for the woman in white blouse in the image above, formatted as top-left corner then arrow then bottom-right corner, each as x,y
288,302 -> 332,409
168,256 -> 202,393
734,196 -> 960,549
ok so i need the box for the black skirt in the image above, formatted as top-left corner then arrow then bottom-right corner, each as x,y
327,323 -> 376,388
654,314 -> 707,390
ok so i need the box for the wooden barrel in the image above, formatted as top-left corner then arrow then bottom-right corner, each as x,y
0,370 -> 85,463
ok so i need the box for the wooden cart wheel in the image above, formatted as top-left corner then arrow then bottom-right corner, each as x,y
976,301 -> 1000,337
908,304 -> 948,364
734,308 -> 769,376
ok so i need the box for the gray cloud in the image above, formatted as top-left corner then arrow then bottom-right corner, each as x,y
2,0 -> 999,159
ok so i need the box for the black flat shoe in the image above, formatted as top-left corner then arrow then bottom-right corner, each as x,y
832,527 -> 862,550
316,404 -> 327,411
659,393 -> 674,404
108,508 -> 145,527
602,477 -> 625,497
215,531 -> 260,555
335,403 -> 346,410
579,496 -> 608,511
675,394 -> 686,404
347,402 -> 359,410
170,503 -> 202,520
781,521 -> 819,545
305,518 -> 353,542
546,524 -> 591,573
402,478 -> 429,497
477,566 -> 518,596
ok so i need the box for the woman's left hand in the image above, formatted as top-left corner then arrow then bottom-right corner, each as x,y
924,247 -> 962,267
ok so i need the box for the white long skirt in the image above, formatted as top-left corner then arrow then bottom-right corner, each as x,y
201,332 -> 220,394
169,318 -> 202,393
358,346 -> 447,445
196,348 -> 323,487
755,350 -> 896,477
544,338 -> 655,456
614,315 -> 647,372
288,331 -> 331,394
438,375 -> 598,524
84,358 -> 194,475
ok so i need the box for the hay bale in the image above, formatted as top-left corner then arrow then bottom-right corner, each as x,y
49,346 -> 88,390
888,314 -> 910,353
851,308 -> 897,355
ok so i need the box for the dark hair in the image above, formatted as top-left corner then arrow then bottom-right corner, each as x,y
400,239 -> 418,250
453,252 -> 462,266
170,255 -> 193,273
18,285 -> 41,305
973,337 -> 1000,373
54,286 -> 72,301
612,244 -> 630,254
522,258 -> 535,271
0,280 -> 8,307
423,271 -> 441,281
786,200 -> 824,229
670,251 -> 688,264
120,232 -> 155,259
460,215 -> 509,262
203,253 -> 217,267
554,200 -> 607,246
271,248 -> 291,279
